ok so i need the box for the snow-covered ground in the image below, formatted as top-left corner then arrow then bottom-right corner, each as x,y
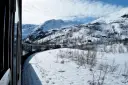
0,69 -> 10,85
22,48 -> 128,85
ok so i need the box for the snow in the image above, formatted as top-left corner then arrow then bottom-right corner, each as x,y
34,25 -> 99,44
0,69 -> 11,85
22,48 -> 128,85
22,49 -> 91,85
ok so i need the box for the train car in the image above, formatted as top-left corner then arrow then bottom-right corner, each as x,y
0,0 -> 21,85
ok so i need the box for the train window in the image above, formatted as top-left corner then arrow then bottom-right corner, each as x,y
22,1 -> 128,85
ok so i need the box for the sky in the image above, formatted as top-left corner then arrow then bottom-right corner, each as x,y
22,0 -> 128,24
98,0 -> 128,7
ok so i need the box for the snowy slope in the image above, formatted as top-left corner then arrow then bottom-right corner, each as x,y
22,48 -> 128,85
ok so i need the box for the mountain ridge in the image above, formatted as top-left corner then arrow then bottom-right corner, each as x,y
24,8 -> 128,48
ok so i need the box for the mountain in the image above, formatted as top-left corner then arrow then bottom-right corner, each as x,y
22,24 -> 38,39
24,8 -> 128,48
36,19 -> 85,31
24,19 -> 88,41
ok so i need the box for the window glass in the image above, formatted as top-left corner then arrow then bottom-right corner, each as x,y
22,0 -> 128,85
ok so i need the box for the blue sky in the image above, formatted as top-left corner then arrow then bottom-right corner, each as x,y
99,0 -> 128,7
23,0 -> 127,24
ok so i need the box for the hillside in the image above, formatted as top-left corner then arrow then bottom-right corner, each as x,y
23,19 -> 88,41
24,8 -> 128,49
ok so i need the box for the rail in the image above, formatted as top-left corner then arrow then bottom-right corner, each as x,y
21,42 -> 61,64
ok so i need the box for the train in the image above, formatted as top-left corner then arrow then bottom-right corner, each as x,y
0,0 -> 21,85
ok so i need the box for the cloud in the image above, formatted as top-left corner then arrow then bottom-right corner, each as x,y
23,0 -> 122,24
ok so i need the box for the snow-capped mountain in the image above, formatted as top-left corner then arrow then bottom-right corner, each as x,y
25,8 -> 128,48
24,19 -> 88,41
36,19 -> 86,31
